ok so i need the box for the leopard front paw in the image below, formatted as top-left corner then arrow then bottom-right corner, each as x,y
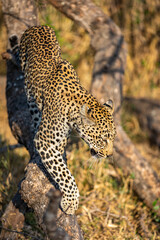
60,189 -> 79,215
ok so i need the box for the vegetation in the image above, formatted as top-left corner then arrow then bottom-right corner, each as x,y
0,0 -> 160,239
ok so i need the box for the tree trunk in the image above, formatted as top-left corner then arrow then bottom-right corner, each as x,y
47,0 -> 160,215
1,0 -> 83,239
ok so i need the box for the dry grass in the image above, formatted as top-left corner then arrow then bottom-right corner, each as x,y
68,141 -> 160,240
0,0 -> 160,239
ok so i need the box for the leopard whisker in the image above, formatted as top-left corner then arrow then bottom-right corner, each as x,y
87,156 -> 100,169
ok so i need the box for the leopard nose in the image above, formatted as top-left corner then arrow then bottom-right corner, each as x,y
107,154 -> 113,158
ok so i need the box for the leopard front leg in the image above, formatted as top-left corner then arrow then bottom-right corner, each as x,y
34,119 -> 79,215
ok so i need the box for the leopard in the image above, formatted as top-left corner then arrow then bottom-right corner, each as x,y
20,25 -> 116,215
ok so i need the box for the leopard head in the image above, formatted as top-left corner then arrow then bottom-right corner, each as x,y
77,99 -> 116,158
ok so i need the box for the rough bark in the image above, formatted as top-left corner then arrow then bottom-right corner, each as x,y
21,161 -> 82,240
48,0 -> 160,215
2,0 -> 37,45
1,0 -> 83,239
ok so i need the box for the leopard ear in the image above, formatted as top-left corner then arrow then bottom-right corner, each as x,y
80,105 -> 95,126
103,99 -> 114,114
